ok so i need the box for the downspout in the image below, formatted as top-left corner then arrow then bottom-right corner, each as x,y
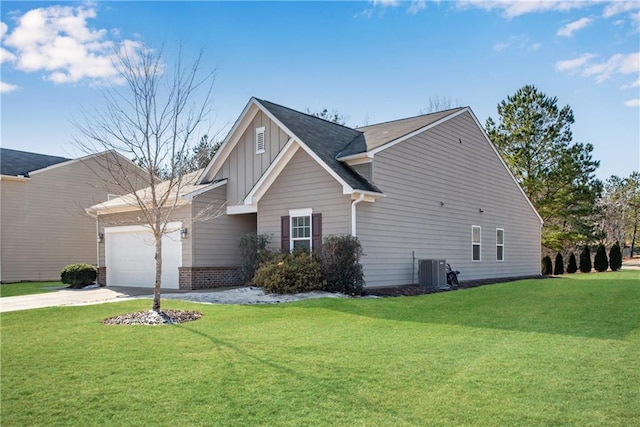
351,193 -> 366,237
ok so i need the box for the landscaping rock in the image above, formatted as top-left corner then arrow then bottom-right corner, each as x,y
103,309 -> 202,325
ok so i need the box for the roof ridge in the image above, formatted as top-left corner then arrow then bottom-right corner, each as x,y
356,106 -> 467,130
254,98 -> 361,132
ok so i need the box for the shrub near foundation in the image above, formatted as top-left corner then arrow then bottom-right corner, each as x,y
541,256 -> 553,275
252,251 -> 325,294
60,264 -> 97,288
554,253 -> 564,275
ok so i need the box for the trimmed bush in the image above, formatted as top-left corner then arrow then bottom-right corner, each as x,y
554,253 -> 564,275
609,242 -> 622,271
319,235 -> 365,295
579,246 -> 592,273
252,251 -> 325,294
541,256 -> 552,275
60,263 -> 97,288
594,243 -> 609,272
239,233 -> 274,284
567,252 -> 578,274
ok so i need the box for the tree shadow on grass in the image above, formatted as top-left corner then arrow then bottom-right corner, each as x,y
292,274 -> 640,341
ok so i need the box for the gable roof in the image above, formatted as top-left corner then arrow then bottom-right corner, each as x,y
0,148 -> 71,177
255,99 -> 381,194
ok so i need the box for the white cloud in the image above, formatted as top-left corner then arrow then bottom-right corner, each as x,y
0,46 -> 16,64
1,5 -> 140,85
555,53 -> 597,72
408,1 -> 427,15
624,99 -> 640,107
620,78 -> 640,89
603,1 -> 640,18
458,0 -> 590,18
493,35 -> 541,53
0,81 -> 20,93
557,17 -> 593,37
0,21 -> 8,38
583,52 -> 640,82
372,0 -> 399,7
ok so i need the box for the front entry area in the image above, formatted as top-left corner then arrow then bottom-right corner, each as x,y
104,223 -> 182,289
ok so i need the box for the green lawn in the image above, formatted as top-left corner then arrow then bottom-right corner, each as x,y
0,281 -> 60,298
1,272 -> 639,426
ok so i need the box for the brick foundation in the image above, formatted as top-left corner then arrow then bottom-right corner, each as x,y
97,267 -> 107,286
179,267 -> 242,290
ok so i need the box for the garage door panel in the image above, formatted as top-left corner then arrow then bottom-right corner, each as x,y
105,227 -> 181,289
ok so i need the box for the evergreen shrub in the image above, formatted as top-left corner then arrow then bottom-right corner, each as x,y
567,253 -> 578,274
609,242 -> 622,271
594,243 -> 609,272
60,263 -> 97,288
252,251 -> 325,294
542,256 -> 552,275
319,235 -> 365,295
554,253 -> 564,275
239,233 -> 274,284
579,246 -> 592,273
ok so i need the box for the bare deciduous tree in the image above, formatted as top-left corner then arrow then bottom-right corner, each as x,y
75,44 -> 218,311
420,94 -> 463,114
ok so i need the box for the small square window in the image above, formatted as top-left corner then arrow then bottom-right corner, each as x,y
256,127 -> 265,154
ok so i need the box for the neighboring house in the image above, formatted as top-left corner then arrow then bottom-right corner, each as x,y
0,149 -> 146,282
87,97 -> 542,290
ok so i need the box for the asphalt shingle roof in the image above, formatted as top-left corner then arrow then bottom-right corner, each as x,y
0,148 -> 71,177
256,98 -> 381,193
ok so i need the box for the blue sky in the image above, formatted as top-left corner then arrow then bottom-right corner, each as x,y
1,1 -> 638,181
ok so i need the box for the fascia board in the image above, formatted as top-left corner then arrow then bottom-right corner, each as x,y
0,175 -> 30,182
227,204 -> 257,215
368,108 -> 469,156
182,179 -> 228,201
29,150 -> 144,176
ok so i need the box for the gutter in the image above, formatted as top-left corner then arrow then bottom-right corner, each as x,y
351,193 -> 366,237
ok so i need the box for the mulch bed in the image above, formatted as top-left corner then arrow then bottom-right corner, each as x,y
364,275 -> 545,297
103,309 -> 202,325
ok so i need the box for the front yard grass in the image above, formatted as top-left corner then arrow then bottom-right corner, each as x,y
0,281 -> 60,298
1,271 -> 639,426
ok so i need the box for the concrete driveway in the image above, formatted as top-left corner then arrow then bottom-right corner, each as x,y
0,286 -> 153,313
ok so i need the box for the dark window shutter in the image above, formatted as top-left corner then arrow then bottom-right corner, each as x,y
312,213 -> 322,250
281,216 -> 290,251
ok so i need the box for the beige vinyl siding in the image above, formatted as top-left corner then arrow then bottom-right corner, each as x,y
97,205 -> 192,268
258,149 -> 351,248
351,162 -> 373,182
0,155 -> 142,282
214,111 -> 290,205
191,185 -> 256,267
357,111 -> 541,287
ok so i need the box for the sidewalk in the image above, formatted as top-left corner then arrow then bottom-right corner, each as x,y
0,287 -> 148,313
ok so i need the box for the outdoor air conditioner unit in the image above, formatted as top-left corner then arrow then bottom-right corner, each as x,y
418,259 -> 447,289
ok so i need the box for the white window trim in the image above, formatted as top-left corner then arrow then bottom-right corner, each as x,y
289,208 -> 312,251
496,228 -> 505,262
107,193 -> 120,201
472,225 -> 481,262
256,126 -> 266,154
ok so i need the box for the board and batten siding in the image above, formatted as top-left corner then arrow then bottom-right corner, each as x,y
258,148 -> 351,249
190,185 -> 256,267
97,205 -> 192,268
357,111 -> 541,287
214,110 -> 291,206
0,155 -> 141,282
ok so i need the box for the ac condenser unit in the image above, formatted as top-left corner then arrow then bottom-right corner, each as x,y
418,259 -> 447,289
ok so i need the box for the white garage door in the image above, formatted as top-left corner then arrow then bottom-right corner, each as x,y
105,223 -> 182,289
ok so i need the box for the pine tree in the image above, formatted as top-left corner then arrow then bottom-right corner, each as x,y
554,252 -> 564,275
594,243 -> 609,272
609,242 -> 622,271
542,256 -> 553,275
567,252 -> 578,273
579,246 -> 592,273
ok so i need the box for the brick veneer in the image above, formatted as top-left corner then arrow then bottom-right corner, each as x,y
179,267 -> 242,290
97,267 -> 107,286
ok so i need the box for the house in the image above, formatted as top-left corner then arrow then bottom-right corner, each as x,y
0,149 -> 146,282
87,98 -> 542,290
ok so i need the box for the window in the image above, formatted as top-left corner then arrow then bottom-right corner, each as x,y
255,126 -> 265,154
291,215 -> 311,251
472,225 -> 481,261
281,210 -> 322,252
496,229 -> 504,261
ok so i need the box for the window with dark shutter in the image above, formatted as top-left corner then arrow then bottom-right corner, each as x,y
312,213 -> 322,250
281,216 -> 290,251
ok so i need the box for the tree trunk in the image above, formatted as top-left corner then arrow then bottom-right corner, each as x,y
153,233 -> 162,312
631,220 -> 638,258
